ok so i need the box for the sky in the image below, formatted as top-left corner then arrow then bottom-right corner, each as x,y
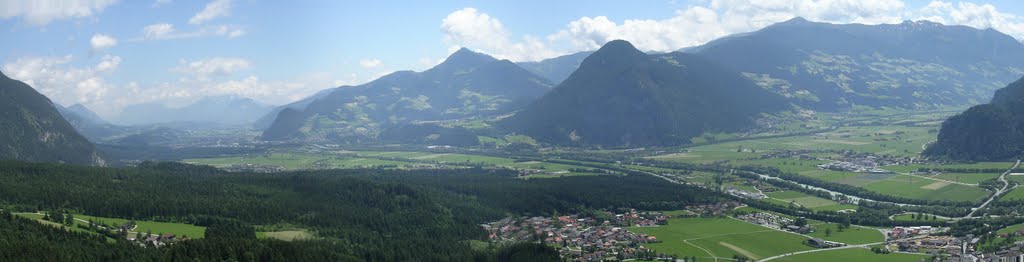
2,0 -> 1024,119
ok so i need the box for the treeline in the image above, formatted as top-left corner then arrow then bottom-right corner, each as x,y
0,160 -> 721,260
0,211 -> 559,262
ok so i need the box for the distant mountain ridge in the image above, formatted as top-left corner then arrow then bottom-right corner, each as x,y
687,17 -> 1024,110
0,71 -> 105,165
517,51 -> 593,84
925,76 -> 1024,161
260,48 -> 553,142
56,103 -> 127,142
117,95 -> 273,126
501,40 -> 789,147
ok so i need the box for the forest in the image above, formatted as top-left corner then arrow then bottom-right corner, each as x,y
0,160 -> 721,261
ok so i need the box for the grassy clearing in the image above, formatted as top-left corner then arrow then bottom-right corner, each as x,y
631,218 -> 813,260
256,229 -> 314,241
76,214 -> 206,238
883,162 -> 1015,173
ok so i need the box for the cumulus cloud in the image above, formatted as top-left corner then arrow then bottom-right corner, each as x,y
549,0 -> 906,53
2,55 -> 122,114
441,8 -> 559,61
915,1 -> 1024,39
0,0 -> 118,26
89,34 -> 118,52
359,59 -> 382,68
189,0 -> 231,25
443,1 -> 1024,62
172,57 -> 251,80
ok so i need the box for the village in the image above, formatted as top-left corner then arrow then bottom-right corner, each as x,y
483,209 -> 672,261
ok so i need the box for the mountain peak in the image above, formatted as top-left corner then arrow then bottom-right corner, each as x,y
774,17 -> 815,26
439,47 -> 497,69
591,40 -> 646,59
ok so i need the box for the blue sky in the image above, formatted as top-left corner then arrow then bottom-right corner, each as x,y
2,0 -> 1024,118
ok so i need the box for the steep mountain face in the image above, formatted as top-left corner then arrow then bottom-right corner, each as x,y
117,95 -> 273,125
689,17 -> 1024,110
261,48 -> 553,142
0,71 -> 104,165
501,40 -> 789,147
517,51 -> 593,84
925,77 -> 1024,161
56,104 -> 127,142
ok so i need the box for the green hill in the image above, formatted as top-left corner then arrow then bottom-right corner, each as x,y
0,71 -> 104,165
260,48 -> 552,142
501,40 -> 788,147
926,77 -> 1024,161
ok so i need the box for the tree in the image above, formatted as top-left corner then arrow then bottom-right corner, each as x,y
794,217 -> 808,227
825,228 -> 832,237
64,212 -> 74,225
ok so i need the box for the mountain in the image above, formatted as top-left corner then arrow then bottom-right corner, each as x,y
260,48 -> 553,142
56,103 -> 128,142
688,17 -> 1024,110
0,71 -> 105,165
252,88 -> 334,130
500,40 -> 789,147
117,95 -> 273,126
925,77 -> 1024,161
518,51 -> 593,84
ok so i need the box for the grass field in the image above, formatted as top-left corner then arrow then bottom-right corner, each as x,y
185,150 -> 603,177
1000,187 -> 1024,201
76,214 -> 206,238
858,174 -> 990,202
763,190 -> 856,212
631,218 -> 814,260
882,162 -> 1015,173
775,247 -> 929,262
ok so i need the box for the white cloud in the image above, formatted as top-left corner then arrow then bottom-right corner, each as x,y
548,0 -> 906,53
359,59 -> 382,68
189,0 -> 231,25
0,0 -> 118,26
444,1 -> 1024,62
172,57 -> 251,79
89,34 -> 118,51
2,55 -> 123,115
143,23 -> 175,39
136,23 -> 244,41
441,8 -> 559,61
915,1 -> 1024,39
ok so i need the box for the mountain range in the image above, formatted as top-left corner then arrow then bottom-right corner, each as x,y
0,71 -> 105,165
500,40 -> 789,147
260,48 -> 553,142
116,95 -> 273,126
686,17 -> 1024,110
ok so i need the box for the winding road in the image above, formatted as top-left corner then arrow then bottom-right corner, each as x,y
965,160 -> 1021,218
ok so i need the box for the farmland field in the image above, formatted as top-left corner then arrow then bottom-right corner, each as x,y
774,247 -> 929,262
630,217 -> 814,260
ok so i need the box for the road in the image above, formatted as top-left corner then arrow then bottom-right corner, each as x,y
756,241 -> 885,262
965,160 -> 1021,218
